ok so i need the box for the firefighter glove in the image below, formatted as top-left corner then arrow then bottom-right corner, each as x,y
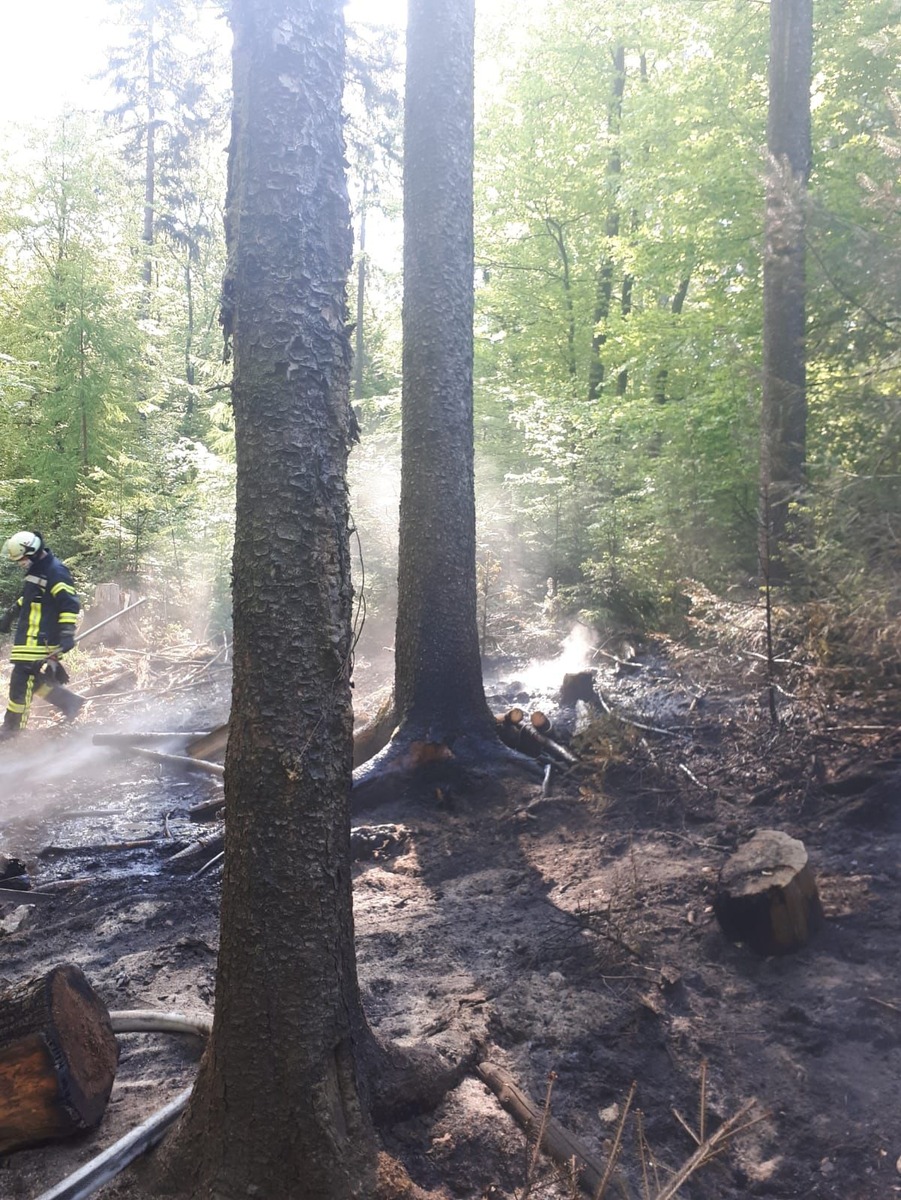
58,632 -> 76,654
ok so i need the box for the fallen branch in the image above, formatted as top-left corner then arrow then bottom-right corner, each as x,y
164,832 -> 224,873
677,762 -> 708,790
92,732 -> 212,747
191,851 -> 224,880
475,1061 -> 633,1198
38,840 -> 159,859
187,796 -> 227,822
596,691 -> 680,738
0,887 -> 58,905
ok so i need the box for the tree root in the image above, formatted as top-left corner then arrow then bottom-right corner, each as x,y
364,1030 -> 482,1126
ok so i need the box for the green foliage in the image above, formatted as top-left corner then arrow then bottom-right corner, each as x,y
473,0 -> 900,633
0,0 -> 897,654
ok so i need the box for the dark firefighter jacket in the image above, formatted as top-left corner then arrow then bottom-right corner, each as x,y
0,552 -> 80,664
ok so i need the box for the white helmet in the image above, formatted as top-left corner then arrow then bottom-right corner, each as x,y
3,531 -> 42,562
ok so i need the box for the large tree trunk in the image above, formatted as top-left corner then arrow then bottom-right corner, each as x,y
157,1 -> 375,1196
393,0 -> 494,745
759,0 -> 812,586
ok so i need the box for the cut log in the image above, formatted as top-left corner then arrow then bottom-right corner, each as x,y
530,710 -> 553,735
0,964 -> 119,1153
497,720 -> 578,766
713,829 -> 824,955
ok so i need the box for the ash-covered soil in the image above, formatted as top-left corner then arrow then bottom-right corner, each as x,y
0,632 -> 899,1200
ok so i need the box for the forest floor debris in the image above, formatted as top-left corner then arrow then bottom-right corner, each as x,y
0,617 -> 899,1199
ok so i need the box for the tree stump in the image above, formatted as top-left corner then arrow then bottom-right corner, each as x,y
0,855 -> 28,885
0,964 -> 119,1153
559,671 -> 597,707
713,829 -> 824,955
83,583 -> 145,648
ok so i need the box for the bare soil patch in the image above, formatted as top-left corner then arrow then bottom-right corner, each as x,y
0,631 -> 899,1199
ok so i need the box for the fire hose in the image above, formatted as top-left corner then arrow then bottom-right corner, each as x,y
33,1008 -> 211,1200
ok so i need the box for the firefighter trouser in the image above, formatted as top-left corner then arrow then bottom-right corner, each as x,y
4,663 -> 68,731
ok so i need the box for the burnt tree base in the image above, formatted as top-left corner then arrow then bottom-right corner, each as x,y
352,724 -> 542,812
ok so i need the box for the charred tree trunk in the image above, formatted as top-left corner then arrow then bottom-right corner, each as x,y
759,0 -> 812,586
393,0 -> 495,749
156,1 -> 376,1196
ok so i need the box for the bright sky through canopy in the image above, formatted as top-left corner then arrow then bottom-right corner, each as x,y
0,0 -> 112,121
0,0 -> 409,126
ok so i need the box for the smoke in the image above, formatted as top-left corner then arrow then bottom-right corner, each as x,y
0,731 -> 112,812
515,622 -> 599,693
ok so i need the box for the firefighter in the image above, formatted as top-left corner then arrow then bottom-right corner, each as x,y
0,531 -> 83,740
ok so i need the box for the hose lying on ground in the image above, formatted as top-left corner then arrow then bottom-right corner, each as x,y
34,1010 -> 211,1200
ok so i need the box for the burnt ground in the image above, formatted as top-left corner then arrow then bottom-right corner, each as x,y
0,620 -> 899,1200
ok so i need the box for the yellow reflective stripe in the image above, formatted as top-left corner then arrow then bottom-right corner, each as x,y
51,581 -> 76,597
21,676 -> 34,727
7,700 -> 26,713
26,601 -> 41,642
58,614 -> 78,624
11,648 -> 51,661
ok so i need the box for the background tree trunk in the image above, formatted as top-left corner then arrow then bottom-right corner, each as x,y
393,0 -> 495,744
159,1 -> 375,1196
759,0 -> 813,585
587,44 -> 625,403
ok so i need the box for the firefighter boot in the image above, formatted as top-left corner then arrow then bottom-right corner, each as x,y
0,711 -> 23,742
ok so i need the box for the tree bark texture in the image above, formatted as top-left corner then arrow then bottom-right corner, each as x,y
759,0 -> 812,584
394,0 -> 495,742
162,1 -> 375,1196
